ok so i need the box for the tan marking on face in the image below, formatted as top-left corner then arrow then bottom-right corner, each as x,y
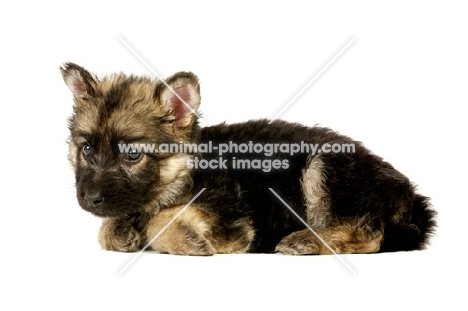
159,153 -> 193,184
139,154 -> 194,213
70,101 -> 101,136
67,136 -> 78,168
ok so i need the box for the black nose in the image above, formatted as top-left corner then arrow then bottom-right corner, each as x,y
84,191 -> 104,208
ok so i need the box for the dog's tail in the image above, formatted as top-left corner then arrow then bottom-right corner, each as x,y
380,194 -> 437,252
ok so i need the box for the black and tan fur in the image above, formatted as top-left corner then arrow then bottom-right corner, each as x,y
61,63 -> 437,255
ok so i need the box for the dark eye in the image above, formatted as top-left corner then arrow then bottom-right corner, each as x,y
82,144 -> 92,156
126,148 -> 142,162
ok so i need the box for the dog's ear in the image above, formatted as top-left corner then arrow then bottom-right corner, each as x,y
157,72 -> 201,128
60,62 -> 97,99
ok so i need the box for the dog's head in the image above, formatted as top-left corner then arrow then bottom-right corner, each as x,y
61,63 -> 201,217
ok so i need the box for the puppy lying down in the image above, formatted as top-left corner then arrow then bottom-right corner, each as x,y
61,63 -> 437,255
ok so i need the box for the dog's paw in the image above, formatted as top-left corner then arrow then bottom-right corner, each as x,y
275,230 -> 321,255
156,230 -> 216,256
98,218 -> 143,252
179,229 -> 216,256
171,238 -> 216,256
148,223 -> 215,256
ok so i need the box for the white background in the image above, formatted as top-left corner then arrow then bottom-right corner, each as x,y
1,1 -> 466,310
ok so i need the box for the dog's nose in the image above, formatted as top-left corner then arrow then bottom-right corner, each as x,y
84,191 -> 104,207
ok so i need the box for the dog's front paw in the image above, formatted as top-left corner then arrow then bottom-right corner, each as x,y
149,224 -> 216,256
275,230 -> 321,255
174,226 -> 216,256
147,210 -> 216,256
98,218 -> 143,252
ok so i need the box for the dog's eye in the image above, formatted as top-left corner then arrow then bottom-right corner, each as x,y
126,149 -> 142,162
82,144 -> 92,156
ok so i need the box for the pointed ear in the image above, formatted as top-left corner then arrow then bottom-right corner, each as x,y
60,62 -> 97,99
158,72 -> 201,128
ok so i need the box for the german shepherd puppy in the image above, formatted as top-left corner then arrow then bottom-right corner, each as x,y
61,63 -> 436,255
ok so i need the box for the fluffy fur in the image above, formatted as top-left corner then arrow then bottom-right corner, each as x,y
61,62 -> 437,255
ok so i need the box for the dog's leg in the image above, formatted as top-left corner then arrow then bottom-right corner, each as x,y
275,223 -> 383,255
146,205 -> 216,256
98,213 -> 148,252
